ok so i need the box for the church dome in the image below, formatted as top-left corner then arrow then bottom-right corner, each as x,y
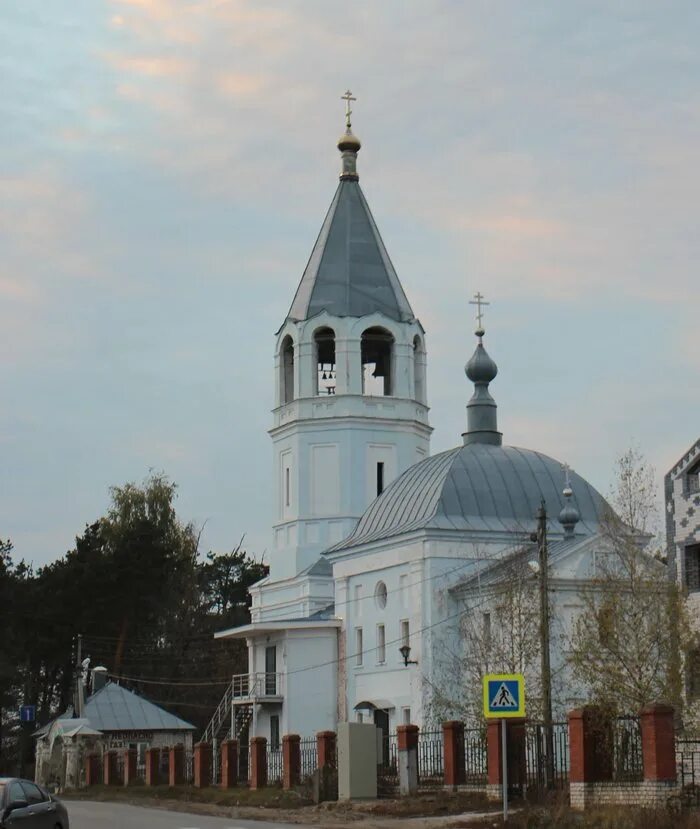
328,442 -> 609,552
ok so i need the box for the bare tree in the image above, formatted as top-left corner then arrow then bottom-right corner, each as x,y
426,555 -> 545,726
567,448 -> 686,714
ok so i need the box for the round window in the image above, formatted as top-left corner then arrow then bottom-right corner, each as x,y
375,581 -> 388,609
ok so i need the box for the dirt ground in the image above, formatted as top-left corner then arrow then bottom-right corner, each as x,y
63,787 -> 502,827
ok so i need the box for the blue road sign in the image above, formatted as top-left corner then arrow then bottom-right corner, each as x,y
483,673 -> 525,718
19,705 -> 36,724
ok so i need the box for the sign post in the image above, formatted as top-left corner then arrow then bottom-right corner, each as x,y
483,673 -> 525,821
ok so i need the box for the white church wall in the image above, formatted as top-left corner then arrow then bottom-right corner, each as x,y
283,630 -> 338,737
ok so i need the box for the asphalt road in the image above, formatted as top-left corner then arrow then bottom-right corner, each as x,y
67,801 -> 307,829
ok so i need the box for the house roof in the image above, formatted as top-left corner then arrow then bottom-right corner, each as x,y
37,682 -> 195,736
285,179 -> 415,324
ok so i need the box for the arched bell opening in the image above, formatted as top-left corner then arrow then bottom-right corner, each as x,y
361,327 -> 394,396
413,335 -> 426,404
280,335 -> 295,404
314,327 -> 336,396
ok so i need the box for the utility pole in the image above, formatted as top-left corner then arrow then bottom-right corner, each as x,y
74,634 -> 83,718
536,500 -> 554,788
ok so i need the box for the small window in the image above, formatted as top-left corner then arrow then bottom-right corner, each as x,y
376,461 -> 385,496
400,619 -> 410,648
357,712 -> 364,723
270,715 -> 280,750
376,624 -> 386,664
355,627 -> 363,666
315,327 -> 336,396
375,581 -> 388,609
399,574 -> 408,608
354,584 -> 362,616
402,707 -> 412,725
685,544 -> 700,593
281,335 -> 294,404
362,327 -> 394,396
285,467 -> 291,508
688,462 -> 700,494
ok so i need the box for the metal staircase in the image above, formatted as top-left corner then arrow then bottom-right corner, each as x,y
202,678 -> 235,744
203,678 -> 257,744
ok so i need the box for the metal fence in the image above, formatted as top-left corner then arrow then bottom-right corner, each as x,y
525,721 -> 570,791
612,716 -> 643,782
676,738 -> 700,807
267,746 -> 283,783
300,737 -> 318,778
417,730 -> 443,786
237,742 -> 250,784
464,727 -> 488,784
377,732 -> 399,795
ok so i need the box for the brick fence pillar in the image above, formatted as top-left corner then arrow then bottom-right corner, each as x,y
123,748 -> 138,786
194,741 -> 212,788
442,721 -> 465,788
317,730 -> 336,768
568,706 -> 613,784
397,724 -> 419,795
169,744 -> 185,786
486,719 -> 526,799
145,748 -> 160,786
250,737 -> 267,790
283,734 -> 301,789
103,750 -> 119,786
85,753 -> 100,787
221,739 -> 238,789
640,704 -> 677,782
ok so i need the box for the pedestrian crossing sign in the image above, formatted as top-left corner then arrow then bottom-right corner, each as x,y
483,673 -> 526,718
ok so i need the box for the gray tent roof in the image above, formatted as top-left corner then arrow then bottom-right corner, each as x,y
328,443 -> 610,552
40,682 -> 195,735
85,682 -> 195,732
286,180 -> 414,323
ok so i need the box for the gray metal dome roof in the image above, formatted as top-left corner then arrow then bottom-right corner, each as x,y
328,443 -> 609,552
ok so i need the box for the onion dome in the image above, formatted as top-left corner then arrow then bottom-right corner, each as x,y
558,469 -> 581,537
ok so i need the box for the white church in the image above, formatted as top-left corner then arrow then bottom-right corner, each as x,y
212,100 -> 620,747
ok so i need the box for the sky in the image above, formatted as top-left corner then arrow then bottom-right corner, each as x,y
1,0 -> 698,567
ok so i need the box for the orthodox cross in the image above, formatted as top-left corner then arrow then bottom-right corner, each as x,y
341,89 -> 356,130
562,462 -> 572,491
469,291 -> 489,332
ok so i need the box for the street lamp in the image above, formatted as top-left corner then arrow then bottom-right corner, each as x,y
399,645 -> 418,666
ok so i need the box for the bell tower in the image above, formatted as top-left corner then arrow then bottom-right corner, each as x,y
268,94 -> 432,580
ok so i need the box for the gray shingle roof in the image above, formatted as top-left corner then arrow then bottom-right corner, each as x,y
286,180 -> 414,323
84,683 -> 195,732
328,443 -> 610,552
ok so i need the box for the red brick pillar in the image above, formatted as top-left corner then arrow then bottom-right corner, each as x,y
443,721 -> 466,788
145,748 -> 160,786
169,744 -> 185,786
568,706 -> 613,783
640,704 -> 677,782
397,724 -> 419,795
250,737 -> 267,790
85,753 -> 100,786
317,730 -> 336,768
486,719 -> 527,792
193,742 -> 212,788
123,748 -> 138,786
221,739 -> 239,789
103,750 -> 119,786
283,734 -> 301,789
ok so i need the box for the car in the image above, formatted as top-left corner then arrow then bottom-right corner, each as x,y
0,778 -> 69,828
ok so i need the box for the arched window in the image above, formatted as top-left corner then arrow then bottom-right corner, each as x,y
281,335 -> 294,404
361,327 -> 393,396
314,327 -> 336,396
413,335 -> 425,404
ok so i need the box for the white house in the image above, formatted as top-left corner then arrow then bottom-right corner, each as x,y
211,105 -> 626,746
